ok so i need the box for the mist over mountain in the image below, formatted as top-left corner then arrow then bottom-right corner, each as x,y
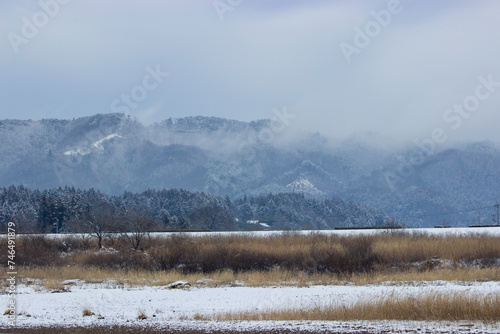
1,113 -> 499,227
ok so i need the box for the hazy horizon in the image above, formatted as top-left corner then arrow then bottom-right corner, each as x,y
1,0 -> 499,145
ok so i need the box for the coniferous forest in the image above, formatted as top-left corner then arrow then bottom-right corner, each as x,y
0,185 -> 387,233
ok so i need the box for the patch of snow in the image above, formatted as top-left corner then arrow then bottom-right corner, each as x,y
244,220 -> 270,229
286,177 -> 324,196
195,279 -> 214,286
64,148 -> 90,156
91,134 -> 122,150
166,281 -> 191,289
63,134 -> 122,156
95,247 -> 119,255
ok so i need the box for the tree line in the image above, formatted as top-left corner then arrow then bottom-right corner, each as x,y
0,185 -> 388,234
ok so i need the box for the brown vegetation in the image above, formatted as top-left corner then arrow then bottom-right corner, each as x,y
1,231 -> 499,287
209,291 -> 500,322
82,309 -> 95,317
137,310 -> 148,320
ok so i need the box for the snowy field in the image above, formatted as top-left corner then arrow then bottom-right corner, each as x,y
2,227 -> 500,332
147,227 -> 500,237
1,280 -> 499,333
21,226 -> 500,239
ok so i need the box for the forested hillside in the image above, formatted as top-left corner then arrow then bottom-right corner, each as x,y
1,114 -> 499,227
0,185 -> 388,233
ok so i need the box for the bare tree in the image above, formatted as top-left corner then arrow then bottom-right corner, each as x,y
66,216 -> 94,248
82,202 -> 115,249
119,209 -> 156,251
189,205 -> 235,231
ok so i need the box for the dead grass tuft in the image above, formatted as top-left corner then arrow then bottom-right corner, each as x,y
137,310 -> 148,320
82,308 -> 95,317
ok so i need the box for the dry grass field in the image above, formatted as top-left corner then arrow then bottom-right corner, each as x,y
2,231 -> 500,327
3,231 -> 499,288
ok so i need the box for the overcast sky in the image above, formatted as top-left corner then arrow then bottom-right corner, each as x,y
1,0 -> 499,144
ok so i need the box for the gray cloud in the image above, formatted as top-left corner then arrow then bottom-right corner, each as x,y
0,0 -> 499,145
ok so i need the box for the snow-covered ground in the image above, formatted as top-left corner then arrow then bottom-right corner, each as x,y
146,227 -> 500,238
2,228 -> 499,332
2,280 -> 499,333
22,226 -> 500,240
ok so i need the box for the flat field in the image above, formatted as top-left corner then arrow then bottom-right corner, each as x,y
1,228 -> 500,333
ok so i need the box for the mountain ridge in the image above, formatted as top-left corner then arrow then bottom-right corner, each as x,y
1,113 -> 499,227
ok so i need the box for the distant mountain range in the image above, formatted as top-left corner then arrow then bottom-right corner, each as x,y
1,113 -> 499,227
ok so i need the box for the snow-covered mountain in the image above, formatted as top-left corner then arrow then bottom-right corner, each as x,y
1,113 -> 499,227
